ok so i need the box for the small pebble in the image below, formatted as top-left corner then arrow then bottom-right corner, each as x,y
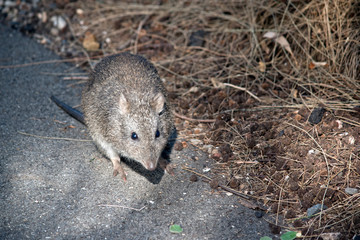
348,136 -> 355,145
76,8 -> 84,16
202,167 -> 211,173
229,179 -> 239,188
308,107 -> 326,124
173,141 -> 183,151
188,30 -> 206,47
308,149 -> 320,155
307,204 -> 328,217
189,174 -> 198,182
202,145 -> 213,154
294,114 -> 302,121
209,179 -> 219,189
4,0 -> 17,7
50,27 -> 59,36
268,223 -> 281,234
50,15 -> 67,30
211,148 -> 222,160
190,139 -> 203,145
345,187 -> 358,195
255,211 -> 264,218
335,120 -> 343,129
319,232 -> 341,240
278,129 -> 285,137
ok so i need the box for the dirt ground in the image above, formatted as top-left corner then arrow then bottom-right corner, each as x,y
1,0 -> 359,239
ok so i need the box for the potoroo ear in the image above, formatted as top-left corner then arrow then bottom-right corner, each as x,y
118,93 -> 129,114
152,92 -> 165,114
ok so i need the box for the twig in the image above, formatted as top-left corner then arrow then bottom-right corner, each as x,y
173,111 -> 216,123
18,131 -> 91,142
40,72 -> 86,76
134,14 -> 151,54
63,76 -> 89,80
235,160 -> 259,164
98,204 -> 145,211
222,83 -> 262,102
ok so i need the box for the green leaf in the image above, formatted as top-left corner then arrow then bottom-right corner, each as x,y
280,231 -> 297,240
260,237 -> 272,240
169,224 -> 183,233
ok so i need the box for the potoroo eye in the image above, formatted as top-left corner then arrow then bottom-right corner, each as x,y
155,129 -> 160,138
131,132 -> 138,140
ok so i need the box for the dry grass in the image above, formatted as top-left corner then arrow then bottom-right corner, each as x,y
67,0 -> 359,103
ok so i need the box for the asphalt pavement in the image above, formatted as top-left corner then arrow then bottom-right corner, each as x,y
0,24 -> 275,240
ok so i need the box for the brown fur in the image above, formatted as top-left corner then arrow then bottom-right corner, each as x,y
82,53 -> 174,180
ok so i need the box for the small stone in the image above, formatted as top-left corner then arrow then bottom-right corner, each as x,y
37,11 -> 47,23
308,107 -> 326,124
348,136 -> 355,145
294,114 -> 302,121
173,141 -> 183,151
319,232 -> 341,240
50,28 -> 59,36
189,174 -> 198,182
76,8 -> 84,16
278,129 -> 285,137
188,30 -> 206,47
307,204 -> 328,217
4,0 -> 17,7
211,148 -> 222,160
193,128 -> 202,134
345,187 -> 358,195
83,31 -> 100,51
335,120 -> 343,129
308,149 -> 320,155
202,167 -> 211,173
50,15 -> 67,30
268,223 -> 281,234
254,211 -> 264,218
209,179 -> 219,189
189,139 -> 203,145
229,179 -> 239,188
202,145 -> 213,154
